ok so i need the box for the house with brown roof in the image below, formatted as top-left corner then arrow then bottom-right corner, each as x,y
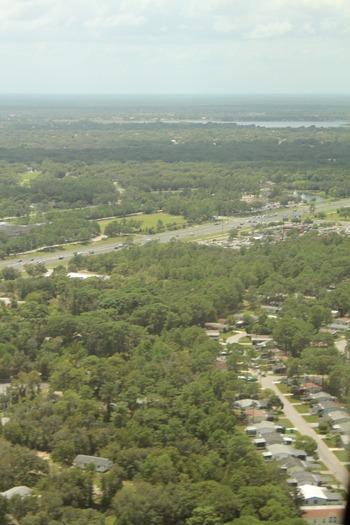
301,381 -> 322,394
302,506 -> 345,524
244,408 -> 267,423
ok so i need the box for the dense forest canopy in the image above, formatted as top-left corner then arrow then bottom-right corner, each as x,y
1,233 -> 350,523
1,95 -> 350,524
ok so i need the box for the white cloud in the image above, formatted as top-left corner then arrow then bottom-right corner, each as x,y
213,16 -> 237,34
0,0 -> 348,93
249,22 -> 293,40
86,14 -> 147,30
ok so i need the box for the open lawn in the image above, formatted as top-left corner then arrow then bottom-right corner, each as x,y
294,404 -> 310,414
238,336 -> 251,344
303,415 -> 319,424
19,170 -> 41,186
322,436 -> 342,448
333,450 -> 349,462
97,212 -> 186,233
288,397 -> 304,404
276,383 -> 289,394
277,418 -> 294,429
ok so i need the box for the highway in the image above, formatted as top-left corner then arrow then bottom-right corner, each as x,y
2,196 -> 350,271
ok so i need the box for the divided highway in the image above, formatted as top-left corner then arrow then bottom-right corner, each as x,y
2,197 -> 350,271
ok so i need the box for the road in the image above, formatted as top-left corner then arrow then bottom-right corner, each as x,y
226,331 -> 248,344
2,196 -> 350,271
261,374 -> 349,490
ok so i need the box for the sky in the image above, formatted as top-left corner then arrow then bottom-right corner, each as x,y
0,0 -> 349,95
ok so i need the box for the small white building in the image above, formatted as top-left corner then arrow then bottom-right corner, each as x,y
299,485 -> 343,506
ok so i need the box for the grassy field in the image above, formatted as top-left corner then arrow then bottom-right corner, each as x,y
97,212 -> 186,233
19,170 -> 41,186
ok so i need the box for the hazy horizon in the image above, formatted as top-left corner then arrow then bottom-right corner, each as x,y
0,1 -> 349,95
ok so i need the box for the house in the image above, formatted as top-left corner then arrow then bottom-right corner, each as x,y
302,506 -> 345,524
265,444 -> 307,462
310,391 -> 335,403
334,421 -> 350,435
235,399 -> 261,410
315,400 -> 344,415
340,434 -> 350,447
244,408 -> 267,423
262,432 -> 285,446
291,471 -> 323,487
301,381 -> 322,394
299,485 -> 343,506
204,322 -> 230,332
261,305 -> 281,315
329,411 -> 350,425
73,455 -> 112,473
253,421 -> 285,434
0,486 -> 33,499
279,456 -> 309,474
205,330 -> 220,340
326,317 -> 350,331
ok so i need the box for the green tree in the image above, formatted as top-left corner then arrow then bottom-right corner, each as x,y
187,506 -> 223,525
294,435 -> 318,456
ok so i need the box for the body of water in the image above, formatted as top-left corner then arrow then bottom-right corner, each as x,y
161,119 -> 349,128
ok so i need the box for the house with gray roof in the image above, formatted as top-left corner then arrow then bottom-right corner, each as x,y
262,432 -> 285,446
329,411 -> 350,425
264,444 -> 307,462
0,486 -> 33,499
334,421 -> 350,435
279,456 -> 309,474
254,421 -> 285,434
310,392 -> 335,403
73,455 -> 112,473
315,400 -> 344,415
290,471 -> 323,487
235,399 -> 261,410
